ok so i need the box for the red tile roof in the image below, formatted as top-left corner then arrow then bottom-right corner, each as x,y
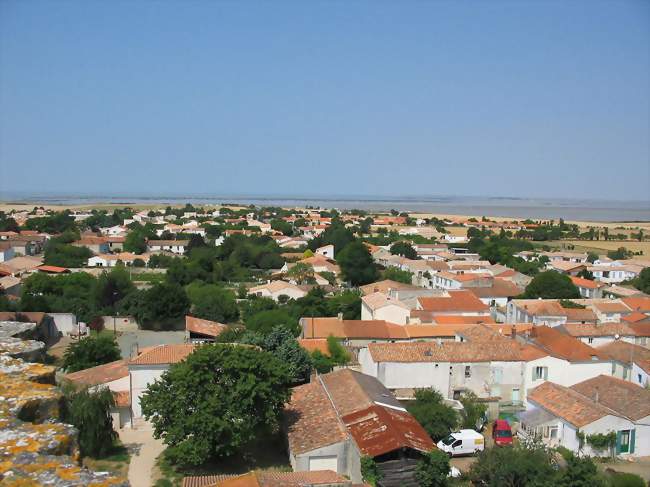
298,338 -> 330,355
367,340 -> 546,363
185,316 -> 227,338
64,358 -> 129,386
417,290 -> 489,313
623,311 -> 650,323
528,381 -> 614,427
524,326 -> 607,362
129,344 -> 195,365
36,265 -> 70,274
571,375 -> 650,421
622,297 -> 650,313
570,276 -> 604,289
183,471 -> 350,487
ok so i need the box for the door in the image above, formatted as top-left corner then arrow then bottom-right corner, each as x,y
309,455 -> 338,471
618,430 -> 631,454
511,388 -> 520,403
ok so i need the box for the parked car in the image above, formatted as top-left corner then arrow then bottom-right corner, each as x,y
436,429 -> 485,457
492,419 -> 513,446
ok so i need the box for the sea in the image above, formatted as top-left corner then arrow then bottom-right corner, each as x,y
2,192 -> 649,223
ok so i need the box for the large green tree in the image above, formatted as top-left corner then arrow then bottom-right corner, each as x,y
141,344 -> 291,466
390,241 -> 418,259
131,282 -> 190,329
521,271 -> 580,299
186,282 -> 239,323
337,241 -> 379,286
63,334 -> 121,372
406,389 -> 458,442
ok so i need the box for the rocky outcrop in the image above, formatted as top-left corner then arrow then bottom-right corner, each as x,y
0,320 -> 129,486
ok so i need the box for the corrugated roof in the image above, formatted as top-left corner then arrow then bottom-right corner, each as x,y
343,405 -> 434,457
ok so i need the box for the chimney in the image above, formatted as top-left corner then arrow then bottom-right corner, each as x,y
337,312 -> 343,321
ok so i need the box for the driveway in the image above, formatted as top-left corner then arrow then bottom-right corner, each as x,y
118,423 -> 165,487
602,457 -> 650,481
117,330 -> 185,358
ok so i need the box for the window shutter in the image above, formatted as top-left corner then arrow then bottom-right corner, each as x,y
630,429 -> 635,454
532,368 -> 536,381
543,367 -> 548,380
616,431 -> 622,454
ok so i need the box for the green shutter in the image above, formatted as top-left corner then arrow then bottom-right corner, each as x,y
616,431 -> 622,454
532,368 -> 536,381
543,367 -> 548,380
630,429 -> 635,454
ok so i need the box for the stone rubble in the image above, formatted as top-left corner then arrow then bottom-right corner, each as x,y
0,320 -> 129,486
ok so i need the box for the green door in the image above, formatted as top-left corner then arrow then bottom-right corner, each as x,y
618,430 -> 631,454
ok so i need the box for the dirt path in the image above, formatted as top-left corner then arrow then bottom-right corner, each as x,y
118,423 -> 165,487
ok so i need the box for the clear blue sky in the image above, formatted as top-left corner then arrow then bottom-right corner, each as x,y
1,0 -> 648,201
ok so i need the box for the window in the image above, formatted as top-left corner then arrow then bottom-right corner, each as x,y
533,366 -> 548,381
638,374 -> 643,384
588,338 -> 594,344
452,440 -> 462,448
465,365 -> 471,378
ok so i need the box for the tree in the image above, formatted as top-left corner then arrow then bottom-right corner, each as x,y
93,267 -> 135,314
406,389 -> 458,441
133,282 -> 190,329
390,241 -> 418,259
270,219 -> 293,236
607,247 -> 631,260
468,444 -> 557,487
337,241 -> 379,286
245,308 -> 300,336
628,267 -> 650,294
141,344 -> 291,466
44,243 -> 92,268
383,267 -> 414,285
186,283 -> 239,323
459,391 -> 487,430
557,454 -> 606,487
63,334 -> 121,372
286,262 -> 316,284
124,228 -> 148,254
521,271 -> 580,299
185,234 -> 207,254
262,326 -> 313,383
587,252 -> 599,263
415,449 -> 450,487
61,386 -> 117,457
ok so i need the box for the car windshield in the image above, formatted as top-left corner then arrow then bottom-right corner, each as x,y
496,430 -> 512,438
441,435 -> 456,446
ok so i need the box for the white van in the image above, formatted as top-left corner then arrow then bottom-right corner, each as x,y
436,429 -> 485,457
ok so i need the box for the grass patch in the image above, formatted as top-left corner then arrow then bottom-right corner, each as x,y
83,441 -> 130,478
131,272 -> 166,283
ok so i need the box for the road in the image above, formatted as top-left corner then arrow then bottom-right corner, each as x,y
118,422 -> 165,487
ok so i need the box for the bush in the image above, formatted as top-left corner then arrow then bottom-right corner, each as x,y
416,449 -> 450,487
607,471 -> 646,487
63,334 -> 121,372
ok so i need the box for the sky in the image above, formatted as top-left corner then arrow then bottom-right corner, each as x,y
0,0 -> 648,201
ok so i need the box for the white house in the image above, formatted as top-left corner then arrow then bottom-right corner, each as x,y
358,339 -> 540,404
128,344 -> 195,420
316,244 -> 335,260
523,376 -> 650,457
87,252 -> 150,267
146,239 -> 189,255
248,280 -> 308,301
596,341 -> 650,387
360,292 -> 410,324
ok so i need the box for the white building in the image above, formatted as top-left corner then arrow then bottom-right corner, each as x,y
523,376 -> 650,457
146,239 -> 188,255
248,280 -> 308,301
360,292 -> 410,324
